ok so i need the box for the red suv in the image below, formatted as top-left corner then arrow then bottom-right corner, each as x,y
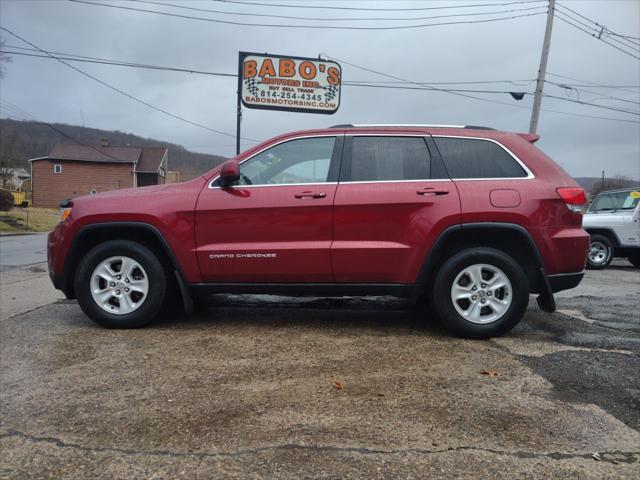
47,124 -> 589,338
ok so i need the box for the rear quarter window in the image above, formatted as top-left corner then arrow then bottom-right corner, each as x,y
434,137 -> 528,179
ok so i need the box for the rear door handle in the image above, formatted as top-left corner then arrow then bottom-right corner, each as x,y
417,187 -> 449,195
295,191 -> 327,199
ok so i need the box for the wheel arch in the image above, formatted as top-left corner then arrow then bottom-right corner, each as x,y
583,228 -> 621,248
417,222 -> 547,295
62,222 -> 183,299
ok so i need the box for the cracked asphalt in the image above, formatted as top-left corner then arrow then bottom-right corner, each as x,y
1,259 -> 639,479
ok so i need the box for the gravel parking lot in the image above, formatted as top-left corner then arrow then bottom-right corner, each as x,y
1,259 -> 639,479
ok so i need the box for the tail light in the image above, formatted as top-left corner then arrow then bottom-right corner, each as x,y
556,187 -> 587,212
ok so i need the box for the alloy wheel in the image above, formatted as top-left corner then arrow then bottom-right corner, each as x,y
90,256 -> 149,314
450,263 -> 513,324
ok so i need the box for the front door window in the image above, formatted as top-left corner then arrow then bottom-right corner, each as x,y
235,137 -> 335,186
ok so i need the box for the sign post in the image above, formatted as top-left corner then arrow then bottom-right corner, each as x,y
236,52 -> 342,155
236,54 -> 243,155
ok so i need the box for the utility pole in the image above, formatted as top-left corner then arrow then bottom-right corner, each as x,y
529,0 -> 556,134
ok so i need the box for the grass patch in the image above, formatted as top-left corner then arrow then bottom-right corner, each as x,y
0,207 -> 59,232
0,220 -> 18,233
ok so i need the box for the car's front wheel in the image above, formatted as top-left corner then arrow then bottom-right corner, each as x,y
629,252 -> 640,268
75,240 -> 167,328
586,234 -> 613,269
432,248 -> 529,339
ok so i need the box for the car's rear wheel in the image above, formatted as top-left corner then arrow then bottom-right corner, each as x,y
432,248 -> 529,339
629,252 -> 640,268
586,234 -> 613,269
75,240 -> 167,328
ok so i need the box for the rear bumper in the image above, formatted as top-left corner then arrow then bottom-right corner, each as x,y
547,270 -> 585,293
536,269 -> 584,313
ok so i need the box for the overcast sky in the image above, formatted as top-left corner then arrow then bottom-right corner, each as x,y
1,0 -> 638,179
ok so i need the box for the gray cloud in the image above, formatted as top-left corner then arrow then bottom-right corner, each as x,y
1,0 -> 638,179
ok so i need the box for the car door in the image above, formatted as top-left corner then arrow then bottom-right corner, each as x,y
620,191 -> 640,247
331,134 -> 460,283
195,135 -> 343,282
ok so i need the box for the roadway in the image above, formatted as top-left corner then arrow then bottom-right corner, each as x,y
0,233 -> 48,271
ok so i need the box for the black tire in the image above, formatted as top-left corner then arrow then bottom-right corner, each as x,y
586,234 -> 613,270
432,247 -> 529,339
629,252 -> 640,268
75,240 -> 167,328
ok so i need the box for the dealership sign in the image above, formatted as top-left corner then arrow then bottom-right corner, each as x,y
239,52 -> 341,114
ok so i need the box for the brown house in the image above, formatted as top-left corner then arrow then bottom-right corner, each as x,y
30,144 -> 167,208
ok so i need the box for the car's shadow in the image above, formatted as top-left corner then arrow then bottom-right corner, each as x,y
155,294 -> 449,337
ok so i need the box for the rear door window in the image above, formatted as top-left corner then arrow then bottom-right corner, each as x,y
348,136 -> 431,181
434,137 -> 528,179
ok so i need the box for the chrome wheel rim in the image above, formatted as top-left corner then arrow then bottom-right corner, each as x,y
588,241 -> 609,264
90,256 -> 149,315
450,263 -> 513,324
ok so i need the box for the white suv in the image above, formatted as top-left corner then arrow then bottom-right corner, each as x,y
582,187 -> 640,269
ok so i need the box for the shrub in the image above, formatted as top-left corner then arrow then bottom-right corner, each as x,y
0,189 -> 13,211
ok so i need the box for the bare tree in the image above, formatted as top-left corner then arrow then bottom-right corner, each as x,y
0,132 -> 18,187
0,37 -> 11,78
591,174 -> 636,197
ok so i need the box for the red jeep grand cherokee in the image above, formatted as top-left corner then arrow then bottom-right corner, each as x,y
48,124 -> 589,338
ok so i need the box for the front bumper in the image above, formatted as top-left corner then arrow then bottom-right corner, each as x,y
47,221 -> 77,299
49,268 -> 65,291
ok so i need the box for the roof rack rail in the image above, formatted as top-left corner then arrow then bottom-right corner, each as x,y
329,124 -> 495,130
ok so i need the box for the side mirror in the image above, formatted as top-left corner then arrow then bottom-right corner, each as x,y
218,160 -> 240,188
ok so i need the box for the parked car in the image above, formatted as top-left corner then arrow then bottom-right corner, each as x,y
582,187 -> 640,269
47,124 -> 589,338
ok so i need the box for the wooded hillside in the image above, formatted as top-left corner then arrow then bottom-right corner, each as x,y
0,119 -> 227,179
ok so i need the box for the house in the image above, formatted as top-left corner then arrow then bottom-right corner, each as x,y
0,167 -> 31,191
30,144 -> 167,208
166,170 -> 182,183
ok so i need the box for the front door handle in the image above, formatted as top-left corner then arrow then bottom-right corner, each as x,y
417,187 -> 449,196
295,191 -> 327,199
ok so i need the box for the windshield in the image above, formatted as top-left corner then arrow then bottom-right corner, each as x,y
588,190 -> 640,213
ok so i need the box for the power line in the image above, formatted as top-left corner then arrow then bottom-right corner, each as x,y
554,6 -> 639,52
555,6 -> 640,53
554,6 -> 640,60
557,3 -> 640,47
345,82 -> 524,95
610,32 -> 640,42
3,48 -> 543,97
0,47 -> 236,77
334,55 -> 542,108
345,79 -> 536,86
132,0 -> 547,22
547,72 -> 640,93
555,14 -> 640,60
3,33 -> 638,126
344,76 -> 639,115
5,45 -> 538,87
333,56 -> 639,124
69,0 -> 547,31
541,94 -> 639,116
0,26 -> 259,142
208,0 -> 545,12
546,81 -> 640,106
